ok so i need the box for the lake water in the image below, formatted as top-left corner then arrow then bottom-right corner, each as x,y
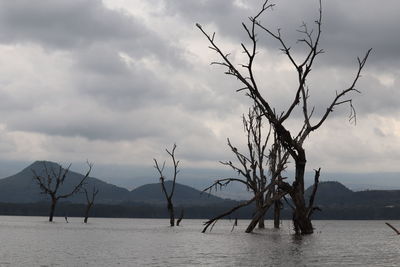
0,216 -> 399,266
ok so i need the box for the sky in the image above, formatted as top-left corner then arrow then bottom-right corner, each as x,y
0,0 -> 399,189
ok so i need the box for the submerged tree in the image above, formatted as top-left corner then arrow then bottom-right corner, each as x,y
32,162 -> 93,222
197,0 -> 371,234
154,144 -> 180,227
83,186 -> 99,223
202,106 -> 289,233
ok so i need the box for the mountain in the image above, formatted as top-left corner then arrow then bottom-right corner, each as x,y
306,181 -> 400,208
0,161 -> 131,204
305,181 -> 354,206
127,181 -> 227,206
0,161 -> 228,206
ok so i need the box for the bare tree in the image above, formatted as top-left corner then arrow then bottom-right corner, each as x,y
202,106 -> 289,233
83,186 -> 99,223
154,144 -> 180,227
32,162 -> 93,222
176,209 -> 184,226
197,0 -> 371,234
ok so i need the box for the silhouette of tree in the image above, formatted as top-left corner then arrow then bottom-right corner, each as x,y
83,185 -> 99,223
202,106 -> 289,233
197,0 -> 371,234
154,144 -> 180,226
176,209 -> 184,226
32,162 -> 92,222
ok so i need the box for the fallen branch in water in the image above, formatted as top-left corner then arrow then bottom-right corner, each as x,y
385,222 -> 400,235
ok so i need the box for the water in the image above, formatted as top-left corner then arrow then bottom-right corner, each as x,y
0,216 -> 399,266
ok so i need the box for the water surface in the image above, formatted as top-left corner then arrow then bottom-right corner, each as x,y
0,216 -> 399,266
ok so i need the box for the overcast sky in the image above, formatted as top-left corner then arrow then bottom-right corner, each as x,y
0,0 -> 399,185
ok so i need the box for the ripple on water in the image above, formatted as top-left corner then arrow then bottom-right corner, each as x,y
0,217 -> 398,266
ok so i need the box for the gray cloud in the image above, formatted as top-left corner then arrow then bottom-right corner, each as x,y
166,0 -> 400,69
0,0 -> 136,49
0,0 -> 185,66
0,0 -> 398,179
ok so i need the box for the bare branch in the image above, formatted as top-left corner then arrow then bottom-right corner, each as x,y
310,48 -> 372,132
58,162 -> 92,199
202,178 -> 253,194
202,196 -> 257,233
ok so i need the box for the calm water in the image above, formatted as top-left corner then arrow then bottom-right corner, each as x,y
0,216 -> 399,266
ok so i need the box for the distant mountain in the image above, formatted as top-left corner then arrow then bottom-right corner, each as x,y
0,161 -> 131,204
5,161 -> 400,220
306,181 -> 400,208
0,161 -> 229,206
127,181 -> 227,206
305,181 -> 354,206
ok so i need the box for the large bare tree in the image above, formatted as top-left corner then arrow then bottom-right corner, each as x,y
197,0 -> 371,234
32,162 -> 93,222
202,106 -> 289,233
154,144 -> 180,227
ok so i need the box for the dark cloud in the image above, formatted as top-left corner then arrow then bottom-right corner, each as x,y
0,0 -> 136,48
165,0 -> 400,69
0,0 -> 398,176
0,0 -> 185,65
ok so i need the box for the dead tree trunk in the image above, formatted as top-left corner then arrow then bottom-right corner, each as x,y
273,199 -> 281,229
256,196 -> 265,229
167,201 -> 175,227
49,197 -> 57,222
154,144 -> 180,227
291,154 -> 314,234
83,205 -> 92,224
245,188 -> 288,233
176,209 -> 184,226
246,206 -> 270,233
83,186 -> 99,223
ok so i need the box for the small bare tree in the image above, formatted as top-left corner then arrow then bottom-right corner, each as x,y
202,106 -> 289,233
176,209 -> 184,226
197,0 -> 371,234
32,162 -> 93,222
154,144 -> 180,227
83,186 -> 99,223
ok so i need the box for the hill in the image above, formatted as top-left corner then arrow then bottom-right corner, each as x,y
0,161 -> 229,206
127,181 -> 227,206
306,181 -> 400,208
0,161 -> 131,204
305,181 -> 354,207
3,161 -> 400,219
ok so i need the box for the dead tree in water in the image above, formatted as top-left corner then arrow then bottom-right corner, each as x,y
202,106 -> 289,233
176,209 -> 184,226
154,144 -> 180,227
32,162 -> 92,222
83,186 -> 99,223
197,0 -> 371,235
385,222 -> 400,235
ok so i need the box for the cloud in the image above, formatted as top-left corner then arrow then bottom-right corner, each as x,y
0,0 -> 399,182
